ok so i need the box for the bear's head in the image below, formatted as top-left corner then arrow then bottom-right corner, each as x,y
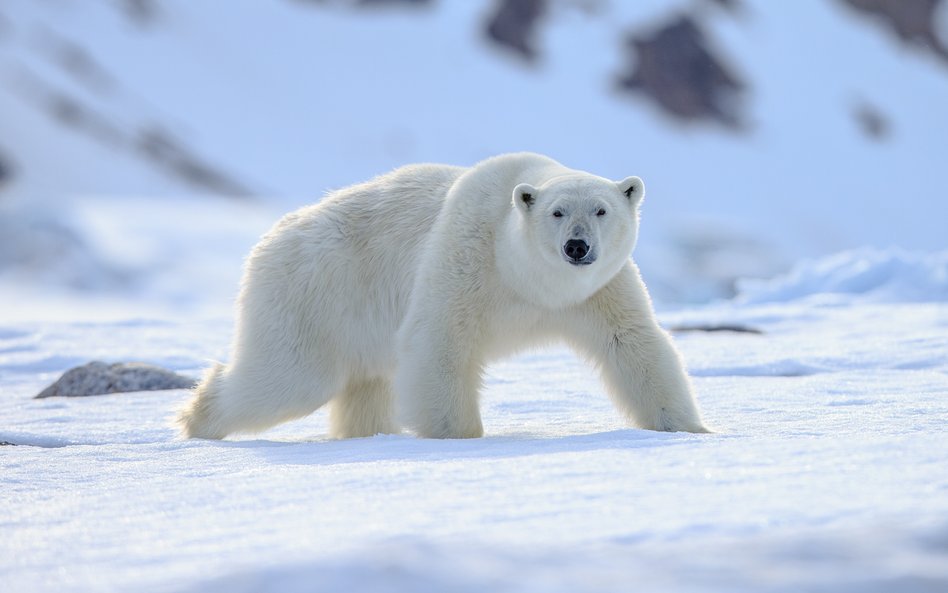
506,173 -> 644,306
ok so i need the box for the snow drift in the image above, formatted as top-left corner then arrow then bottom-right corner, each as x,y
737,248 -> 948,304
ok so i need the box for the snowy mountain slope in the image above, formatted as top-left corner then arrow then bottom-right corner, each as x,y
2,0 -> 947,305
0,194 -> 278,320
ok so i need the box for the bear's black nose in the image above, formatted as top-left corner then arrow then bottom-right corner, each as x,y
564,239 -> 589,261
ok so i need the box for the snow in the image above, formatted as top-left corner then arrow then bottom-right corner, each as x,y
3,260 -> 948,592
736,248 -> 948,305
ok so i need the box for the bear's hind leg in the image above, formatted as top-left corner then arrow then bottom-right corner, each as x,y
177,362 -> 229,439
178,361 -> 343,439
329,377 -> 399,439
394,327 -> 485,439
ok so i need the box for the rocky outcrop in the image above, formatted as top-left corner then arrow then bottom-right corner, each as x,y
0,152 -> 11,188
357,0 -> 432,6
840,0 -> 948,65
853,100 -> 892,140
617,15 -> 746,128
136,127 -> 254,197
115,0 -> 161,27
35,361 -> 196,399
484,0 -> 547,61
291,0 -> 432,8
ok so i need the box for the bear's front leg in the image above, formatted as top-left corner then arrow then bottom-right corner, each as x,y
394,306 -> 485,439
566,264 -> 710,433
603,326 -> 710,433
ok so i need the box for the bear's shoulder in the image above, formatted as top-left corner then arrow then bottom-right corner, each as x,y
471,152 -> 566,178
450,152 -> 574,204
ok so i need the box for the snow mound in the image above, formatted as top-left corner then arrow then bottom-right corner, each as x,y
736,248 -> 948,304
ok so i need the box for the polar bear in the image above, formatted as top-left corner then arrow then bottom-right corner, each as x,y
178,152 -> 708,439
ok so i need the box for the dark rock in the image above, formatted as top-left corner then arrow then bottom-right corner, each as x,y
290,0 -> 432,7
136,127 -> 254,197
0,152 -> 11,187
17,76 -> 126,147
35,361 -> 196,399
617,14 -> 746,128
840,0 -> 948,65
705,0 -> 742,11
853,101 -> 891,140
670,324 -> 763,335
36,29 -> 116,95
116,0 -> 161,27
484,0 -> 548,61
357,0 -> 432,6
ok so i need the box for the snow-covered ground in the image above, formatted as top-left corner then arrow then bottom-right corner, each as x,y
3,252 -> 947,593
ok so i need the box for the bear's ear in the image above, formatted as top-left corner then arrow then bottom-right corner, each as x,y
617,176 -> 644,206
513,183 -> 538,213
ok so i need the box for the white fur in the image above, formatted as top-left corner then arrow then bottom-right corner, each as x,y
177,153 -> 708,439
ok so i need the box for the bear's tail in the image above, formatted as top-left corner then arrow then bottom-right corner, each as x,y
176,362 -> 229,439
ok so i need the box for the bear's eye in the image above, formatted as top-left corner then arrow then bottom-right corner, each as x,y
596,208 -> 606,216
552,210 -> 563,218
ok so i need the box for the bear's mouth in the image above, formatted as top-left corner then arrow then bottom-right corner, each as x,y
563,252 -> 597,266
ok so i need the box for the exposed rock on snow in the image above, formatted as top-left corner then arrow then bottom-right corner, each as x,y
35,361 -> 196,399
841,0 -> 948,65
35,28 -> 117,96
617,15 -> 746,128
14,71 -> 125,147
115,0 -> 162,27
0,151 -> 11,188
291,0 -> 433,9
670,323 -> 762,334
484,0 -> 547,61
853,100 -> 892,140
705,0 -> 743,13
136,127 -> 254,197
357,0 -> 433,7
